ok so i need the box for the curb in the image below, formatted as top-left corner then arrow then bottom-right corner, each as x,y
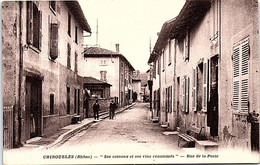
41,102 -> 136,150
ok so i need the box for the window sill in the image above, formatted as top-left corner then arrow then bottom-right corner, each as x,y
29,45 -> 41,54
48,57 -> 57,63
232,111 -> 248,116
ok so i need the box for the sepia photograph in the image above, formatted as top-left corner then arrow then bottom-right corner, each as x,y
2,0 -> 259,164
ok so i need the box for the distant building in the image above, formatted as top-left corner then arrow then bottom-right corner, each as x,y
2,1 -> 91,148
132,70 -> 142,102
83,46 -> 135,107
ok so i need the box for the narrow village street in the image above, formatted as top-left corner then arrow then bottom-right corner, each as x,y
58,103 -> 182,153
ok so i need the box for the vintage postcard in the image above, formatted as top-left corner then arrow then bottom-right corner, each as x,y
2,0 -> 259,164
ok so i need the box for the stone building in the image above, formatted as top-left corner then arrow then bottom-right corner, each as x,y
83,46 -> 135,107
148,0 -> 259,152
132,70 -> 142,102
2,1 -> 91,148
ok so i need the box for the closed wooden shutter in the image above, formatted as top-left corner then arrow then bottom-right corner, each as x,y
185,77 -> 190,113
241,41 -> 249,111
192,67 -> 197,111
232,40 -> 249,111
27,1 -> 33,44
233,46 -> 240,110
50,23 -> 59,59
67,43 -> 71,69
182,77 -> 186,112
38,10 -> 42,50
169,86 -> 172,113
203,60 -> 208,112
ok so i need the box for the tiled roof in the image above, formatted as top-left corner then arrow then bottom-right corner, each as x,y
65,0 -> 91,33
148,1 -> 211,63
84,47 -> 120,55
84,76 -> 112,86
84,47 -> 135,71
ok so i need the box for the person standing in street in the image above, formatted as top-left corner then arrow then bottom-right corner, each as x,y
93,99 -> 100,120
109,100 -> 116,119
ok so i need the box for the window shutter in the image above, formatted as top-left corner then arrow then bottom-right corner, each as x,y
169,86 -> 172,113
165,88 -> 169,112
185,77 -> 190,113
233,46 -> 240,110
67,43 -> 71,69
182,77 -> 186,112
240,41 -> 249,111
27,1 -> 33,44
203,60 -> 208,112
153,62 -> 156,78
38,10 -> 42,50
50,24 -> 59,59
192,67 -> 197,111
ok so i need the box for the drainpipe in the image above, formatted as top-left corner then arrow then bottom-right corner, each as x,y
17,1 -> 23,147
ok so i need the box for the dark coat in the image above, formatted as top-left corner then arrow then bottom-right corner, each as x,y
93,103 -> 100,111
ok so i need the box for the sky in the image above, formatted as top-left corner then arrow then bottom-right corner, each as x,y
79,0 -> 185,72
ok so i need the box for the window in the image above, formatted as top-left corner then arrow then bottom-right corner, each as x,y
27,2 -> 42,50
67,87 -> 70,114
192,67 -> 198,111
68,13 -> 71,36
157,57 -> 161,75
153,61 -> 156,78
100,60 -> 107,66
100,71 -> 107,82
50,94 -> 54,115
166,86 -> 172,113
75,52 -> 78,73
168,40 -> 172,65
67,43 -> 71,69
184,30 -> 190,61
50,23 -> 58,60
182,76 -> 190,112
233,39 -> 249,111
49,1 -> 56,13
162,50 -> 165,71
75,26 -> 78,44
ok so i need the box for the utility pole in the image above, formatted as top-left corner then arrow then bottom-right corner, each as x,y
96,19 -> 98,46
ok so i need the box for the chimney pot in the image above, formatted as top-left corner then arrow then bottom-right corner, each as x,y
115,44 -> 120,53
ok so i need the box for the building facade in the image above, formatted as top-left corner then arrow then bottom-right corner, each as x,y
83,46 -> 135,107
148,0 -> 259,151
2,1 -> 91,148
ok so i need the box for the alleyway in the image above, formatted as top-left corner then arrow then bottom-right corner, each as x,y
58,102 -> 182,153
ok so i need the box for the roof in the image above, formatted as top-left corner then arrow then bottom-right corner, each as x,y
84,76 -> 112,86
133,79 -> 141,81
84,47 -> 135,71
148,0 -> 211,63
65,1 -> 91,33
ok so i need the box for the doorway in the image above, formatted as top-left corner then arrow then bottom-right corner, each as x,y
176,77 -> 180,127
207,55 -> 219,136
25,77 -> 42,140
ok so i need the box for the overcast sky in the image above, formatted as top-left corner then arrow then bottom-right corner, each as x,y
79,0 -> 185,72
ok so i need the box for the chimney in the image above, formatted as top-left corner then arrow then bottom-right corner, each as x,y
115,44 -> 120,53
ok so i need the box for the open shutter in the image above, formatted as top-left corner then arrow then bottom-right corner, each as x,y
185,77 -> 190,113
27,1 -> 33,44
192,67 -> 197,111
67,43 -> 71,68
240,41 -> 249,111
169,86 -> 172,113
50,23 -> 59,59
182,77 -> 186,112
203,60 -> 208,112
233,46 -> 240,110
38,10 -> 42,50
